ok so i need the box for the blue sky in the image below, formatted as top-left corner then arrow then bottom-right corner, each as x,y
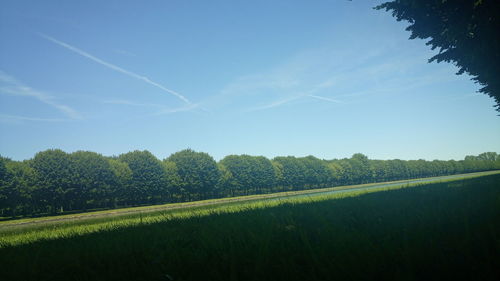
1,0 -> 499,161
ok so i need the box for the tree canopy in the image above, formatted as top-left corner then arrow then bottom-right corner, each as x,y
0,149 -> 498,217
220,155 -> 276,195
118,150 -> 167,205
167,149 -> 220,200
376,0 -> 500,111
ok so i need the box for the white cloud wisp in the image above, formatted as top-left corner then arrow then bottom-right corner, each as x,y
39,33 -> 191,105
0,71 -> 82,120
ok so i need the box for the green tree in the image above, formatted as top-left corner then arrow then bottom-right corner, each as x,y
167,149 -> 220,200
406,159 -> 429,178
272,156 -> 308,190
326,161 -> 344,186
253,156 -> 276,193
1,148 -> 498,217
220,155 -> 276,195
385,159 -> 409,180
70,151 -> 117,210
376,0 -> 500,111
476,152 -> 498,162
0,156 -> 8,184
163,161 -> 182,202
271,161 -> 285,192
336,159 -> 354,185
216,163 -> 237,197
370,159 -> 389,182
3,161 -> 36,216
119,150 -> 166,205
298,156 -> 331,188
348,153 -> 372,184
108,159 -> 132,207
0,156 -> 10,214
30,149 -> 74,213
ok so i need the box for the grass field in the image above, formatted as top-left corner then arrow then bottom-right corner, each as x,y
0,173 -> 499,281
1,171 -> 498,247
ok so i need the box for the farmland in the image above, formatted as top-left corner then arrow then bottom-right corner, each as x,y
0,172 -> 499,281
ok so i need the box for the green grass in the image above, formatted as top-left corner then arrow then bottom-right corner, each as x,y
0,174 -> 499,281
0,180 -> 406,248
2,171 -> 497,247
3,170 -> 498,227
1,170 -> 498,230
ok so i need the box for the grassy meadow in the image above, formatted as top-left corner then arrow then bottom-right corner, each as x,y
0,174 -> 499,281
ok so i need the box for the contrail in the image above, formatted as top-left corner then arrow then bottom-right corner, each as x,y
0,114 -> 68,122
103,99 -> 166,108
39,33 -> 191,104
246,96 -> 301,112
154,103 -> 200,115
307,94 -> 342,103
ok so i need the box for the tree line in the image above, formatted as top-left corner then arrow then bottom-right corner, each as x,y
0,149 -> 499,217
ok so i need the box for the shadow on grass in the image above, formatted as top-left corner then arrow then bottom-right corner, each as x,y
0,175 -> 499,281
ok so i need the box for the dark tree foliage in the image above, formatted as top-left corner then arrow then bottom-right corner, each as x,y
297,156 -> 331,188
118,150 -> 167,205
70,151 -> 117,210
216,163 -> 239,197
348,153 -> 372,183
336,159 -> 354,185
0,150 -> 499,218
107,159 -> 132,207
0,157 -> 9,208
162,161 -> 182,202
0,157 -> 8,184
2,161 -> 35,216
272,156 -> 308,190
30,149 -> 74,213
376,0 -> 500,111
220,155 -> 276,195
168,149 -> 220,200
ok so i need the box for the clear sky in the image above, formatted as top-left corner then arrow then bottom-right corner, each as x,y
1,0 -> 499,161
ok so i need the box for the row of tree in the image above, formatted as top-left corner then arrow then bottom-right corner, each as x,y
1,149 -> 499,217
